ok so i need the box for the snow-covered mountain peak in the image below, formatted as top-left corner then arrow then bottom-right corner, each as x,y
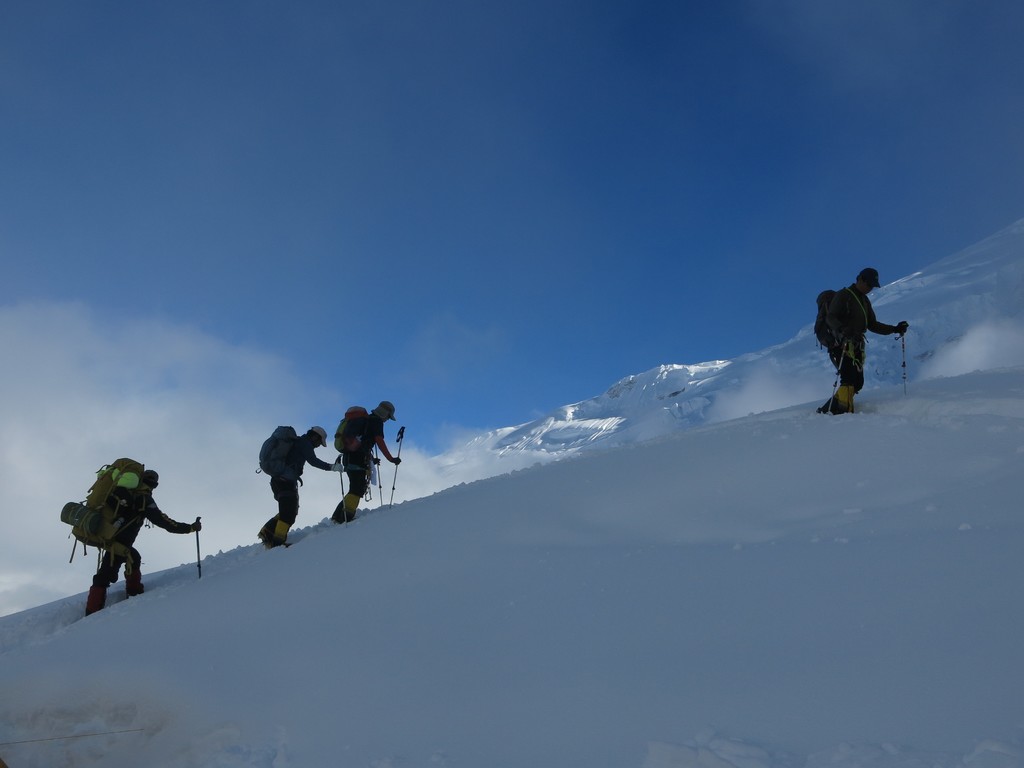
454,219 -> 1024,463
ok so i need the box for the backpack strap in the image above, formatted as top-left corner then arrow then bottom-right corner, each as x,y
844,286 -> 869,327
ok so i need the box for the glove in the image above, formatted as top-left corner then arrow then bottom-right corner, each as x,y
391,457 -> 402,466
895,321 -> 909,335
191,520 -> 202,532
372,457 -> 381,466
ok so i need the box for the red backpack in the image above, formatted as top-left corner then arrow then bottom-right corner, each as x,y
334,406 -> 370,453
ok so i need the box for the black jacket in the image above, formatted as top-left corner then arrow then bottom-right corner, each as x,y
342,414 -> 394,466
827,284 -> 900,340
106,488 -> 192,547
287,434 -> 334,477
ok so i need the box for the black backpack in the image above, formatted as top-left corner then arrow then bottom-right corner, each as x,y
814,289 -> 839,348
259,426 -> 298,479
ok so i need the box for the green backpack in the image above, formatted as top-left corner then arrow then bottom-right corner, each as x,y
61,458 -> 148,558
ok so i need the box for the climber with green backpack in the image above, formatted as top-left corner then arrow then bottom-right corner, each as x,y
61,460 -> 201,616
816,267 -> 909,414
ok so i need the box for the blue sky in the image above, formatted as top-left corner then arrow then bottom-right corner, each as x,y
2,1 -> 1024,452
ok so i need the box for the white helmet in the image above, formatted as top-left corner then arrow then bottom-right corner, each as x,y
373,401 -> 396,421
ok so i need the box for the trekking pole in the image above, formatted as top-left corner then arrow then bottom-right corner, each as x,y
821,345 -> 842,414
389,426 -> 405,508
194,517 -> 202,579
362,448 -> 376,506
373,447 -> 384,508
825,368 -> 840,414
900,333 -> 908,395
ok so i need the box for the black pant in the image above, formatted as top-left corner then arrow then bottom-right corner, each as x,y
346,468 -> 368,498
836,337 -> 866,393
93,546 -> 141,588
342,451 -> 370,498
270,477 -> 300,525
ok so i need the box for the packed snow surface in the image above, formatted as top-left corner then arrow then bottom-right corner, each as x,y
2,367 -> 1023,767
3,219 -> 1024,766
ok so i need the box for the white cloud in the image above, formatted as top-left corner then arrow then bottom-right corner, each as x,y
0,300 -> 538,616
0,303 -> 400,614
918,320 -> 1024,380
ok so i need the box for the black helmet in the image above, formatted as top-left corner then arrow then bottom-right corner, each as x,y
857,267 -> 880,288
142,469 -> 159,488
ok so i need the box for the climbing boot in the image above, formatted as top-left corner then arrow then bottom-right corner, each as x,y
85,586 -> 107,616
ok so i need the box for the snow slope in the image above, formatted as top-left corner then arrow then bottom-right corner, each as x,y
2,366 -> 1023,768
4,219 -> 1024,619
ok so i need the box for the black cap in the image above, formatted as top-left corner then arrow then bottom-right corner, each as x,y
857,267 -> 880,288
